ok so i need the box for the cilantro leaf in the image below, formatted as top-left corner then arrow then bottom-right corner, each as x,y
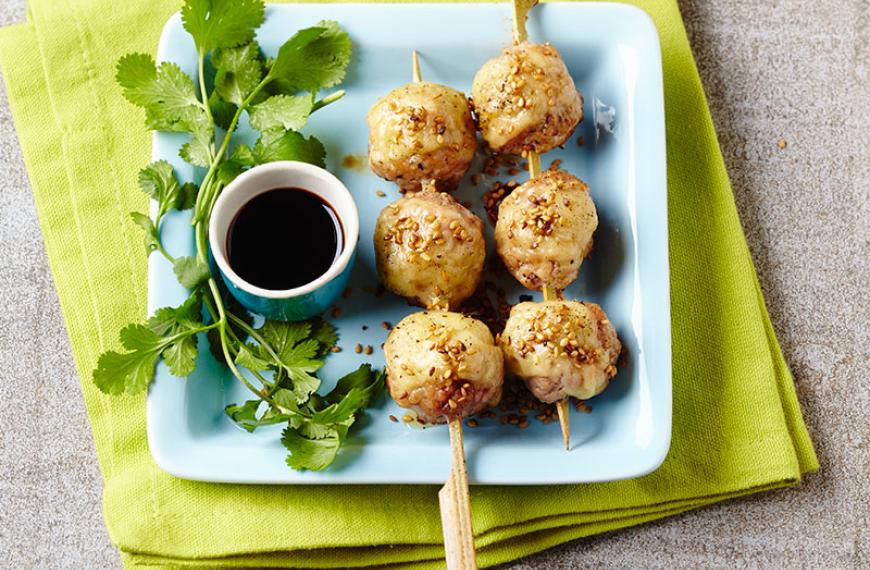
147,294 -> 204,377
235,344 -> 271,372
93,324 -> 163,395
313,387 -> 367,424
145,105 -> 210,134
253,129 -> 326,167
130,212 -> 160,254
138,160 -> 177,201
286,368 -> 322,404
325,364 -> 384,406
138,160 -> 195,215
208,91 -> 237,131
225,399 -> 293,433
298,416 -> 351,440
172,256 -> 211,289
311,318 -> 338,357
255,321 -> 324,401
216,160 -> 246,185
147,293 -> 203,336
163,334 -> 199,377
272,388 -> 302,412
259,320 -> 311,353
230,144 -> 256,165
93,348 -> 159,395
213,41 -> 264,105
181,0 -> 265,53
177,182 -> 198,211
277,338 -> 320,366
249,94 -> 313,131
281,426 -> 342,471
180,127 -> 214,167
225,399 -> 261,432
216,144 -> 257,184
268,21 -> 352,93
116,54 -> 206,131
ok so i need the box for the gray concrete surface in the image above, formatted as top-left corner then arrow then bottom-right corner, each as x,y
0,0 -> 867,568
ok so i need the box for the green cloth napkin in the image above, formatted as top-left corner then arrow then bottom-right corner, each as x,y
0,0 -> 817,567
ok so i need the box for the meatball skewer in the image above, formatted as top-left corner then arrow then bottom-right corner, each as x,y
489,0 -> 619,450
374,56 -> 499,570
384,309 -> 501,570
509,0 -> 575,449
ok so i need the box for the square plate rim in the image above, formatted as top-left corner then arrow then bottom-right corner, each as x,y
145,1 -> 672,485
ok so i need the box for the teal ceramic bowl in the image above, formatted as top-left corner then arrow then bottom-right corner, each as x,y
208,161 -> 359,321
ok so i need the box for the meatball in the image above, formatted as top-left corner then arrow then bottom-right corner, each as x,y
471,42 -> 583,155
385,311 -> 504,423
374,190 -> 485,309
367,81 -> 477,193
495,170 -> 597,291
500,300 -> 620,403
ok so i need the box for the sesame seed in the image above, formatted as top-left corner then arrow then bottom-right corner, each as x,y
389,415 -> 398,422
354,344 -> 362,354
364,345 -> 373,355
331,346 -> 342,353
376,190 -> 386,197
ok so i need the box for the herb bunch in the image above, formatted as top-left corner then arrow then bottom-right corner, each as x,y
93,0 -> 383,471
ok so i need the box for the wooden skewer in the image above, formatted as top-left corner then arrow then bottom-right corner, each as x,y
511,0 -> 538,44
514,0 -> 570,451
412,49 -> 422,83
438,418 -> 477,570
415,46 -> 476,565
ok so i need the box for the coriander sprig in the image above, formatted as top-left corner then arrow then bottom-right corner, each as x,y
96,0 -> 381,471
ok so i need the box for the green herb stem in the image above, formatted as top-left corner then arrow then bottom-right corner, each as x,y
226,312 -> 284,364
155,241 -> 176,264
197,50 -> 215,135
311,89 -> 346,113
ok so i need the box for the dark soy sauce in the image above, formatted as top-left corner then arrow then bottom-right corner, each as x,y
227,187 -> 343,290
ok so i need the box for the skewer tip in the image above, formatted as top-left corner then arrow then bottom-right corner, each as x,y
556,400 -> 570,451
412,50 -> 422,83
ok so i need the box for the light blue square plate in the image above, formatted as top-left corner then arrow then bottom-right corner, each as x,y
146,2 -> 671,484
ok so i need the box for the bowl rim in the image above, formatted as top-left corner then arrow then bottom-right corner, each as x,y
208,160 -> 360,300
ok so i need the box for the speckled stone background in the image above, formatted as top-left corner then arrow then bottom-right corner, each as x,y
0,0 -> 867,567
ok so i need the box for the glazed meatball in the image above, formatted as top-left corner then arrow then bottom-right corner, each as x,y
499,300 -> 620,403
367,81 -> 477,193
471,42 -> 583,155
374,191 -> 485,309
385,311 -> 504,423
495,170 -> 597,291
